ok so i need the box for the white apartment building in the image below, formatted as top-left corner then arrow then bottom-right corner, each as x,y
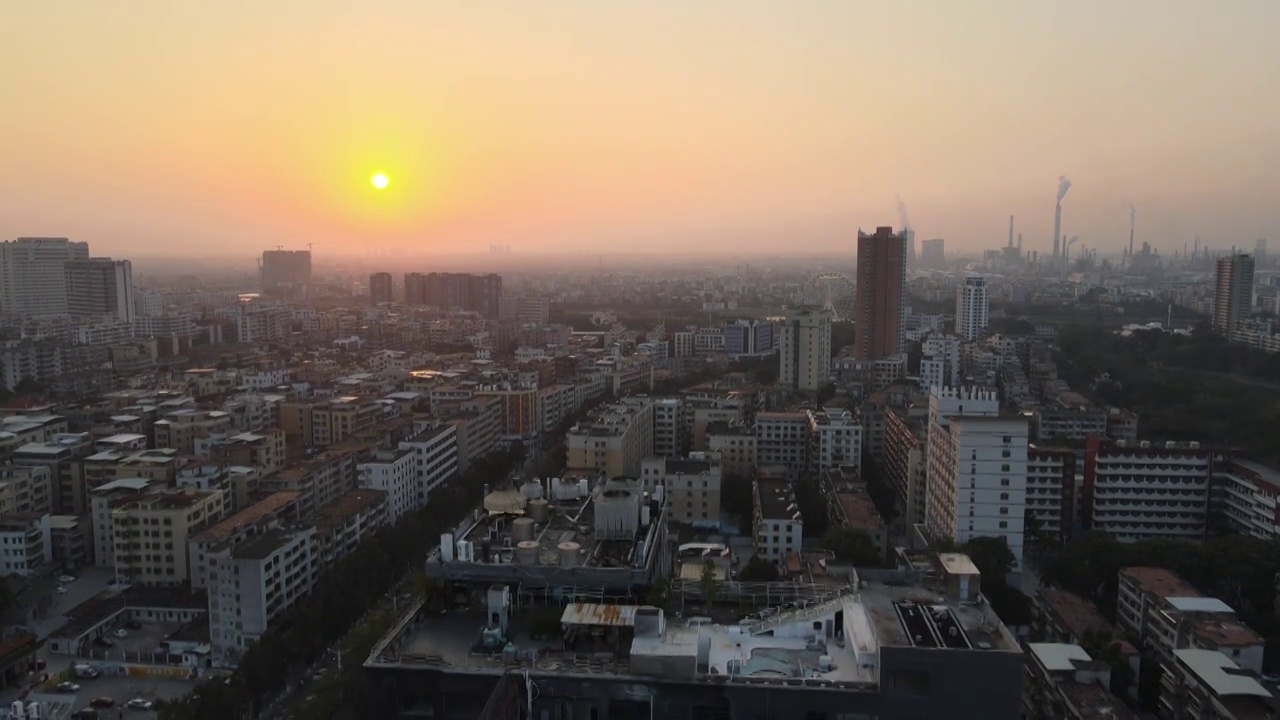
1212,458 -> 1280,539
807,408 -> 862,474
652,398 -> 684,458
1084,439 -> 1212,542
231,301 -> 290,344
641,453 -> 722,529
65,258 -> 135,322
672,331 -> 694,358
778,307 -> 832,391
919,334 -> 961,392
399,424 -> 458,505
357,448 -> 417,523
955,274 -> 990,341
926,387 -> 1026,571
208,527 -> 316,665
0,237 -> 90,317
755,412 -> 809,477
1026,447 -> 1075,544
753,478 -> 803,561
1161,649 -> 1273,720
706,424 -> 757,477
0,514 -> 51,576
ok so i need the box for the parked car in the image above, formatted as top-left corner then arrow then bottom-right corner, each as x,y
58,575 -> 76,584
125,698 -> 153,710
73,663 -> 101,679
112,628 -> 128,638
55,681 -> 81,692
56,586 -> 68,594
90,696 -> 115,708
71,709 -> 100,720
92,636 -> 114,647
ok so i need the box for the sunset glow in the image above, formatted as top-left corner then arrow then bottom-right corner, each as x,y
371,173 -> 389,191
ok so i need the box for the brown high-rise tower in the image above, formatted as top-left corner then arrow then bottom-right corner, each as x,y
853,226 -> 907,361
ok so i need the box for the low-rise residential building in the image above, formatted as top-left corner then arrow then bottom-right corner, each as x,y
104,486 -> 231,586
208,526 -> 316,666
311,489 -> 388,572
1023,643 -> 1135,720
807,407 -> 862,474
49,514 -> 90,569
154,409 -> 233,454
357,448 -> 416,523
755,412 -> 808,477
823,466 -> 888,563
443,397 -> 500,473
1159,649 -> 1274,720
13,433 -> 94,515
1027,446 -> 1076,544
0,465 -> 53,517
266,444 -> 365,516
536,384 -> 577,435
1033,391 -> 1107,443
400,424 -> 458,506
204,429 -> 287,476
753,478 -> 802,561
1211,458 -> 1280,540
188,491 -> 302,590
640,453 -> 721,529
566,398 -> 654,477
705,422 -> 756,477
0,514 -> 51,576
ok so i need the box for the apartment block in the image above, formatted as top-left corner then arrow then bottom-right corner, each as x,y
926,388 -> 1027,572
1023,643 -> 1135,720
205,428 -> 287,476
1160,649 -> 1272,720
188,490 -> 302,590
101,485 -> 231,586
357,448 -> 416,523
536,384 -> 577,435
1027,446 -> 1077,543
267,446 -> 362,516
753,478 -> 803,561
399,424 -> 458,505
755,411 -> 809,477
825,467 -> 888,562
777,307 -> 832,391
640,453 -> 721,529
208,526 -> 317,665
1210,458 -> 1280,539
651,397 -> 684,459
807,407 -> 862,474
13,433 -> 94,515
0,514 -> 52,576
566,398 -> 654,477
279,396 -> 385,450
0,465 -> 53,517
312,489 -> 388,572
475,385 -> 539,438
444,397 -> 500,472
1083,438 -> 1214,542
705,422 -> 757,477
1033,392 -> 1107,443
885,406 -> 928,525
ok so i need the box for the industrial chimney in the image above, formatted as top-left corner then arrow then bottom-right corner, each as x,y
1052,204 -> 1062,259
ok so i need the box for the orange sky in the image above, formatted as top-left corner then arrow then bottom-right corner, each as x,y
2,1 -> 1278,259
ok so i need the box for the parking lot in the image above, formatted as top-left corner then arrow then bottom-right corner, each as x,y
53,674 -> 193,719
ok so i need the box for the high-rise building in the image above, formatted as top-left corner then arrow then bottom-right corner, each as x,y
853,226 -> 907,361
920,238 -> 946,269
498,294 -> 550,324
926,387 -> 1028,573
1212,253 -> 1254,334
65,258 -> 135,322
403,272 -> 428,305
424,272 -> 502,317
260,250 -> 312,300
369,272 -> 393,304
723,319 -> 774,359
777,307 -> 831,391
0,237 -> 90,317
955,274 -> 990,341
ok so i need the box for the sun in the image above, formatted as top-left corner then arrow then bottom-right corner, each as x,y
371,172 -> 389,190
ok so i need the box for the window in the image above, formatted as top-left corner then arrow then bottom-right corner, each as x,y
1001,478 -> 1010,487
998,521 -> 1008,529
1000,493 -> 1009,501
999,507 -> 1008,515
1002,435 -> 1012,443
1001,464 -> 1010,472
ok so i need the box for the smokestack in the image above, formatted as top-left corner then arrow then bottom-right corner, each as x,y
1008,215 -> 1014,248
1053,204 -> 1062,259
1128,204 -> 1136,259
1017,233 -> 1023,252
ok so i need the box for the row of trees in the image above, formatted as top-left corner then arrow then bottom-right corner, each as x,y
156,446 -> 526,720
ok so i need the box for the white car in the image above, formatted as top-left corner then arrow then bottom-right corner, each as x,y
112,628 -> 128,638
125,698 -> 153,710
58,575 -> 76,584
55,681 -> 81,692
56,586 -> 68,594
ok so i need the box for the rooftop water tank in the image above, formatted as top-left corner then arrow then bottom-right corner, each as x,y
594,478 -> 642,540
558,541 -> 581,567
512,517 -> 536,542
522,480 -> 544,500
516,540 -> 540,565
528,498 -> 550,523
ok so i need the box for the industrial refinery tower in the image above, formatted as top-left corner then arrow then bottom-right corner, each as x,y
1051,176 -> 1071,266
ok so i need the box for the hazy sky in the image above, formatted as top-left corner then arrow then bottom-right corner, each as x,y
3,1 -> 1278,260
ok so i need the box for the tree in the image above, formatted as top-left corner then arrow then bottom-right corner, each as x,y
720,474 -> 754,534
820,528 -> 882,566
646,578 -> 670,608
737,555 -> 779,582
699,561 -> 721,607
961,536 -> 1015,587
794,475 -> 829,538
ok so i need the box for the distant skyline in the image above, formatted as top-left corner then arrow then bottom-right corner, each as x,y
3,1 -> 1277,260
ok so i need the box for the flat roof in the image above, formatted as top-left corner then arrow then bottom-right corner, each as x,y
192,491 -> 301,542
1175,648 -> 1271,698
232,530 -> 306,561
756,478 -> 797,520
1028,642 -> 1093,672
938,553 -> 980,576
1120,567 -> 1200,600
93,477 -> 152,493
313,490 -> 386,530
98,433 -> 146,444
1166,597 -> 1234,614
560,603 -> 638,628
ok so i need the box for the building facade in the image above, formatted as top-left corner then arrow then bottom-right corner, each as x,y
853,226 -> 907,360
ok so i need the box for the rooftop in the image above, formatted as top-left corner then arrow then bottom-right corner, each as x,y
232,529 -> 308,561
1120,567 -> 1200,601
368,568 -> 1018,684
191,491 -> 301,543
1027,642 -> 1093,672
313,489 -> 387,530
1191,617 -> 1264,648
756,478 -> 799,521
1038,587 -> 1113,640
1057,679 -> 1138,719
1175,648 -> 1272,698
